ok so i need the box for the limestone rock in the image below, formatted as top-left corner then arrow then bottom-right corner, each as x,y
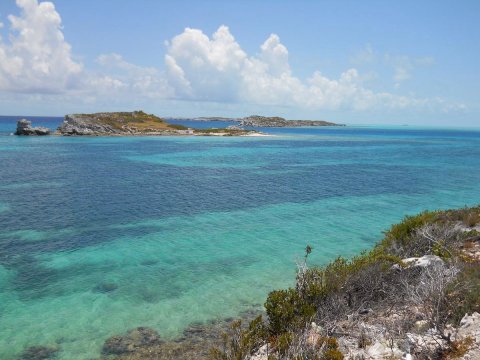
414,320 -> 430,332
57,115 -> 119,136
392,255 -> 444,271
15,119 -> 51,136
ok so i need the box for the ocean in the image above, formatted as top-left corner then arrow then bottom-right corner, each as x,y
1,116 -> 480,359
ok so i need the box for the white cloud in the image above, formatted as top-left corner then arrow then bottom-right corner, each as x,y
165,25 -> 247,101
165,26 -> 453,111
0,0 -> 82,93
259,34 -> 290,76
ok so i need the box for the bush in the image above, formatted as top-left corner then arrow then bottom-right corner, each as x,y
378,211 -> 438,256
265,289 -> 315,336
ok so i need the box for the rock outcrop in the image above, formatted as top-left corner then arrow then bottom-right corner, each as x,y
57,114 -> 123,135
15,119 -> 51,136
392,254 -> 445,271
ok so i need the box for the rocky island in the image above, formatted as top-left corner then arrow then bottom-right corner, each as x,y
56,111 -> 258,137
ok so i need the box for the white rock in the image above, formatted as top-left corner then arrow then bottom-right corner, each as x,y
401,255 -> 444,269
414,320 -> 430,332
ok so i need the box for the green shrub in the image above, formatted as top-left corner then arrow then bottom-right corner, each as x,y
379,210 -> 438,250
265,289 -> 315,336
275,332 -> 293,355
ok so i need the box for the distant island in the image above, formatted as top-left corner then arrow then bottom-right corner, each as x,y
164,115 -> 344,127
238,115 -> 342,127
14,111 -> 344,137
15,111 -> 261,137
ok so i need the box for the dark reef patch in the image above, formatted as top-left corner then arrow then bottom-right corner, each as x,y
19,345 -> 59,360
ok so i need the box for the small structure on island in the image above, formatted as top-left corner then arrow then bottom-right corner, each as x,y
14,119 -> 51,136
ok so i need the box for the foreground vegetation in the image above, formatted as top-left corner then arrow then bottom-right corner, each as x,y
210,206 -> 480,359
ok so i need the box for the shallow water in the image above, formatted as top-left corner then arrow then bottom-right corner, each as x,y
1,116 -> 480,359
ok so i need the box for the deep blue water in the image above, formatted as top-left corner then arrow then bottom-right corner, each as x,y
1,115 -> 480,359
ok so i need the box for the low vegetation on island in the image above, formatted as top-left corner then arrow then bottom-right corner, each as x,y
210,206 -> 480,360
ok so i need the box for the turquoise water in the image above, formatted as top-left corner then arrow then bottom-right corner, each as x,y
1,117 -> 480,359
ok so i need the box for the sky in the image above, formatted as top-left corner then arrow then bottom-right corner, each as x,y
0,0 -> 479,125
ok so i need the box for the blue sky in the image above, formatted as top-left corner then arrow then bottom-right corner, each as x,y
0,0 -> 479,125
